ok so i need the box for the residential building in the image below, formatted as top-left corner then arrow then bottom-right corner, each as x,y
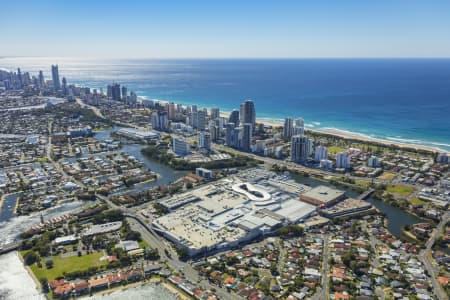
228,109 -> 240,126
314,145 -> 328,162
283,118 -> 294,140
198,131 -> 211,151
240,99 -> 256,128
293,118 -> 305,136
51,64 -> 60,90
241,123 -> 252,152
368,156 -> 380,167
291,135 -> 309,163
210,107 -> 220,119
336,152 -> 351,169
172,137 -> 190,156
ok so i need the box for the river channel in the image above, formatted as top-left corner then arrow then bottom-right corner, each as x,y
293,175 -> 423,238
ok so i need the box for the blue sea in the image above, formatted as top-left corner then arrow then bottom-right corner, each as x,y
1,57 -> 449,151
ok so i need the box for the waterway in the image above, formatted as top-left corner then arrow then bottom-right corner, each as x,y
292,174 -> 422,238
0,126 -> 184,247
0,199 -> 89,246
93,126 -> 186,196
0,193 -> 19,223
0,127 -> 186,299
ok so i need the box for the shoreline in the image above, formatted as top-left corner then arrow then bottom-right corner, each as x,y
218,111 -> 448,154
311,127 -> 447,154
0,194 -> 5,213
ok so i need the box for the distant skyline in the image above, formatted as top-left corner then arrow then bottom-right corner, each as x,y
1,0 -> 450,58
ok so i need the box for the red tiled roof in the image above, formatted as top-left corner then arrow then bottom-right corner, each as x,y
438,276 -> 450,285
74,281 -> 89,291
54,283 -> 73,295
49,279 -> 66,289
334,292 -> 350,300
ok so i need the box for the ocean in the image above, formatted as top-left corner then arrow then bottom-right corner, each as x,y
1,57 -> 449,151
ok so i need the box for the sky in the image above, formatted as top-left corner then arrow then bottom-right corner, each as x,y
1,0 -> 450,58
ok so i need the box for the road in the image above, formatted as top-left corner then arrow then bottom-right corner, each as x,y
210,143 -> 421,190
276,240 -> 286,275
361,220 -> 385,300
75,98 -> 105,119
419,211 -> 450,300
312,234 -> 329,300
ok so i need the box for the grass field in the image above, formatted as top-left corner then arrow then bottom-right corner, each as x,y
409,197 -> 427,205
355,180 -> 371,189
29,251 -> 106,280
377,172 -> 397,180
327,146 -> 347,156
139,240 -> 149,248
386,185 -> 415,196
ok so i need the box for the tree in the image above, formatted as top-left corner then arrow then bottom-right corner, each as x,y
175,246 -> 189,260
270,262 -> 278,275
277,224 -> 304,237
226,256 -> 239,266
45,258 -> 54,269
24,251 -> 38,265
39,277 -> 49,293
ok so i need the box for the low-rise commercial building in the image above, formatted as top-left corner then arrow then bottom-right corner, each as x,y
299,185 -> 345,207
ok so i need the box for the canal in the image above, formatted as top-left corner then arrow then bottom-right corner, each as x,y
93,127 -> 186,196
292,174 -> 422,238
0,193 -> 19,223
0,126 -> 184,245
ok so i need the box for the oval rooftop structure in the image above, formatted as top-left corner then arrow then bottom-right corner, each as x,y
231,182 -> 271,202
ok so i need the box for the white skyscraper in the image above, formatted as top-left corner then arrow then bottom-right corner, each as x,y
151,111 -> 169,131
314,145 -> 328,162
225,123 -> 236,147
197,110 -> 207,131
151,112 -> 160,130
240,123 -> 252,152
210,107 -> 220,120
336,152 -> 351,169
172,137 -> 190,156
198,131 -> 211,151
283,118 -> 294,140
368,156 -> 380,167
320,159 -> 333,170
291,135 -> 309,163
51,64 -> 60,90
240,100 -> 256,128
293,118 -> 305,136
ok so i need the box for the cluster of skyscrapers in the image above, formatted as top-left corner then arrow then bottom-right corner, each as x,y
106,83 -> 137,104
1,65 -> 68,95
225,100 -> 255,152
146,96 -> 351,170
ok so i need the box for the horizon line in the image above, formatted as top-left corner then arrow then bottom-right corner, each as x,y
2,55 -> 450,60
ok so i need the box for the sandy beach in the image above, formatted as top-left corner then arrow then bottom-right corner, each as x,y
0,194 -> 4,212
313,128 -> 446,153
